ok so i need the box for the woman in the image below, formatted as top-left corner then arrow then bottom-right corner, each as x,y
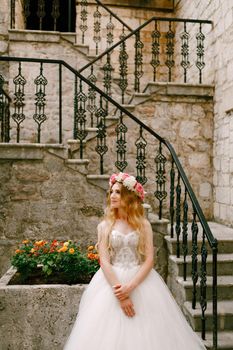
64,172 -> 206,350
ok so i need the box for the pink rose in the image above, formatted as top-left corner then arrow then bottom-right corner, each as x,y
135,182 -> 145,200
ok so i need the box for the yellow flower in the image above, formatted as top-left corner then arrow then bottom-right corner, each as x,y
30,248 -> 35,253
69,248 -> 75,254
63,241 -> 69,247
88,245 -> 94,251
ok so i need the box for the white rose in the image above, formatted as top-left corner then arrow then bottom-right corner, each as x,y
123,176 -> 137,190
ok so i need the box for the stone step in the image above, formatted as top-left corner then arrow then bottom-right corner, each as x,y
64,159 -> 90,174
183,300 -> 233,332
177,275 -> 233,302
169,253 -> 233,276
202,331 -> 233,350
166,222 -> 233,255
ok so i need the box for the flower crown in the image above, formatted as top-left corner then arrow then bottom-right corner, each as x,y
109,172 -> 145,201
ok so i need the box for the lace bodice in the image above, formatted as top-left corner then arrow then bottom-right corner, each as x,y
110,230 -> 140,268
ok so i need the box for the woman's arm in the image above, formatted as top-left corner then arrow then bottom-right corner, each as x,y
97,221 -> 135,317
97,221 -> 121,287
113,219 -> 154,301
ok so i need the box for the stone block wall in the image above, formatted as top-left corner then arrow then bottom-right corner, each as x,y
0,145 -> 106,276
174,0 -> 233,226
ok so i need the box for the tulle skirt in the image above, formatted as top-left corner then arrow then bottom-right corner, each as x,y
63,266 -> 206,350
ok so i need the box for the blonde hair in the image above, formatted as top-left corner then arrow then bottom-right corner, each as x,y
100,183 -> 146,262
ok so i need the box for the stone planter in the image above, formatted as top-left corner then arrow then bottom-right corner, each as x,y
0,266 -> 86,350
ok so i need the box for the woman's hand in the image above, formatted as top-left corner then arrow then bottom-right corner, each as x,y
119,297 -> 135,317
112,283 -> 133,301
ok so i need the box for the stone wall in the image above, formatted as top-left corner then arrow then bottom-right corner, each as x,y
0,144 -> 106,276
174,0 -> 233,226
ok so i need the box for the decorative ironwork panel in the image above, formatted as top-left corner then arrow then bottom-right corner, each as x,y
175,173 -> 181,258
151,20 -> 160,82
154,142 -> 167,219
119,29 -> 128,104
74,78 -> 88,159
93,5 -> 101,55
165,21 -> 175,82
51,0 -> 60,31
33,63 -> 48,143
196,23 -> 205,84
87,66 -> 97,127
191,209 -> 199,309
115,111 -> 127,172
103,53 -> 113,96
180,22 -> 190,83
80,0 -> 88,44
182,189 -> 188,280
95,96 -> 108,174
37,0 -> 46,30
12,62 -> 26,143
135,126 -> 147,185
200,229 -> 208,340
106,14 -> 114,47
134,31 -> 144,92
170,160 -> 175,238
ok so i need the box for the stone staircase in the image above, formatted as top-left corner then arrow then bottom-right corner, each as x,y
165,222 -> 233,350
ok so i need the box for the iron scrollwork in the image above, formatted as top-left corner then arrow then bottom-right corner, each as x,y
196,23 -> 205,84
95,96 -> 108,174
165,21 -> 175,82
115,111 -> 127,172
119,29 -> 128,104
154,142 -> 167,219
12,62 -> 26,143
191,210 -> 199,309
151,20 -> 160,82
135,126 -> 147,185
74,78 -> 88,159
33,62 -> 48,143
180,22 -> 190,83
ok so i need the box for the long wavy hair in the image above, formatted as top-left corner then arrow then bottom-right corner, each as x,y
100,183 -> 146,261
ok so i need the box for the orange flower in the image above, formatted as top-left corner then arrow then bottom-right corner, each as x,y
22,239 -> 29,244
58,246 -> 68,253
88,245 -> 94,251
69,248 -> 75,254
35,240 -> 46,247
87,253 -> 96,260
15,249 -> 21,254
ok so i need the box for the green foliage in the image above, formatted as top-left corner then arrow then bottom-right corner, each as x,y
11,239 -> 100,284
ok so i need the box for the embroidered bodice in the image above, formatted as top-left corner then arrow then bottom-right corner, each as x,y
110,230 -> 140,268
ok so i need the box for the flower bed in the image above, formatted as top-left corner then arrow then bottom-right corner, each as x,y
11,239 -> 100,284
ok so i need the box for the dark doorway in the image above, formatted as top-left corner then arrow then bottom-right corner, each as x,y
25,0 -> 76,32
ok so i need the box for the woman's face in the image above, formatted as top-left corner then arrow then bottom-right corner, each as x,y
110,182 -> 122,209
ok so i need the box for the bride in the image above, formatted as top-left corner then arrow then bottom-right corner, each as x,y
64,172 -> 206,350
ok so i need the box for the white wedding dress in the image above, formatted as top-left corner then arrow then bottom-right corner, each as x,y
64,230 -> 206,350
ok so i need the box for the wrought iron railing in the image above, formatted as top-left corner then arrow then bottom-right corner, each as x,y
78,16 -> 212,104
0,56 -> 217,348
0,80 -> 11,142
10,0 -> 132,49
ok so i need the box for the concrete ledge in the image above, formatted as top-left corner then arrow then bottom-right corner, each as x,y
9,29 -> 61,43
0,143 -> 66,160
0,266 -> 86,350
144,82 -> 214,97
